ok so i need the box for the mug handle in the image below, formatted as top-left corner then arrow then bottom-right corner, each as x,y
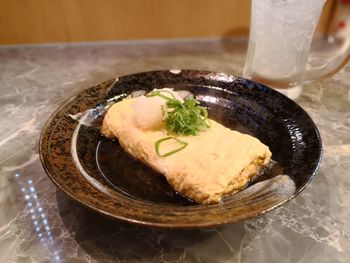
305,39 -> 350,82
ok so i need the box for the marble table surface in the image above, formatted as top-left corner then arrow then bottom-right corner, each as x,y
0,39 -> 349,263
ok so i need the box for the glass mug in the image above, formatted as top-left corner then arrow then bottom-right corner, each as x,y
243,0 -> 350,99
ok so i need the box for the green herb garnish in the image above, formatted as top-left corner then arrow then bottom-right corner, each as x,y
146,90 -> 210,136
155,136 -> 189,157
147,90 -> 210,157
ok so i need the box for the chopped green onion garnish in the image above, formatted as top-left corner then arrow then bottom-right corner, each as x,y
147,89 -> 210,157
155,136 -> 189,157
147,90 -> 210,136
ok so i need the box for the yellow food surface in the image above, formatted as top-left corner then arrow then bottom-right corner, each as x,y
101,94 -> 272,204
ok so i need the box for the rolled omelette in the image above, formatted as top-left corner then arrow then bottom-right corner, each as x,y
101,90 -> 272,204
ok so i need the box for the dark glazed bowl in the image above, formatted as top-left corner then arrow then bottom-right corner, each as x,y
39,70 -> 322,228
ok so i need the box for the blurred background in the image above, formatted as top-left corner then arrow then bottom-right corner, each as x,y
1,0 -> 347,45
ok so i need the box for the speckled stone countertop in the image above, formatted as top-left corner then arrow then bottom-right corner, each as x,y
0,39 -> 349,263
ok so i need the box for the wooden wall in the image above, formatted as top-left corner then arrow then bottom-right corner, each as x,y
0,0 -> 334,45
